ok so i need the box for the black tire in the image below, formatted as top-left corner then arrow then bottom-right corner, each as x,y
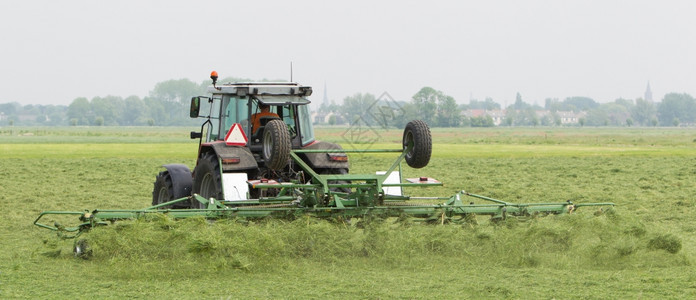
402,120 -> 432,169
152,171 -> 175,208
263,119 -> 291,170
192,152 -> 223,208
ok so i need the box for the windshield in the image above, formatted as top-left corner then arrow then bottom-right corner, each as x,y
213,95 -> 313,145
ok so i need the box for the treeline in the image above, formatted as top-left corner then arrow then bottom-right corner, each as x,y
2,79 -> 695,128
318,87 -> 696,127
0,76 -> 251,126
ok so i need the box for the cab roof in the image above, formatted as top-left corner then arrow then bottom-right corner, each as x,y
207,82 -> 313,99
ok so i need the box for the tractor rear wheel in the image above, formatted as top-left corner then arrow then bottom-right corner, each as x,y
263,119 -> 291,170
402,120 -> 432,168
192,152 -> 223,208
153,171 -> 175,208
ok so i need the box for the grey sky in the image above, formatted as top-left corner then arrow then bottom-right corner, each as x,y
1,0 -> 694,107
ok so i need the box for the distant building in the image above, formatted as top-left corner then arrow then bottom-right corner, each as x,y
556,111 -> 586,124
461,109 -> 585,126
312,111 -> 344,125
645,82 -> 653,102
461,109 -> 506,126
487,110 -> 506,125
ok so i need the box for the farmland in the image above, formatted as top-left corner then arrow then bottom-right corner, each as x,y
1,126 -> 695,298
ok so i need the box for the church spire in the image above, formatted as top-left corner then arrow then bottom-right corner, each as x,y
644,81 -> 653,102
323,82 -> 329,105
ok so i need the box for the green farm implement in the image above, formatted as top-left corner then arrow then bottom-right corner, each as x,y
34,72 -> 614,256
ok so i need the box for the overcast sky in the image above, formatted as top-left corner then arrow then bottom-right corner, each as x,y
1,0 -> 694,107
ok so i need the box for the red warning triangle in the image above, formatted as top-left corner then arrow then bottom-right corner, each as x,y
224,123 -> 248,146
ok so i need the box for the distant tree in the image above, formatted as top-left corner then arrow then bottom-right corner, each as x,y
514,108 -> 538,126
341,93 -> 377,125
563,96 -> 599,112
393,102 -> 418,128
602,102 -> 631,126
513,92 -> 530,110
585,108 -> 609,126
469,97 -> 500,110
631,98 -> 656,126
657,93 -> 696,126
503,110 -> 516,126
0,102 -> 20,116
122,95 -> 147,125
91,96 -> 123,125
436,95 -> 460,127
410,87 -> 460,127
143,97 -> 167,126
540,114 -> 553,126
67,97 -> 90,125
626,118 -> 633,127
470,115 -> 494,127
411,87 -> 440,125
151,79 -> 202,104
150,79 -> 204,125
613,98 -> 634,110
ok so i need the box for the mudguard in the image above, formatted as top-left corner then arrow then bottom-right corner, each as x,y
205,142 -> 258,171
162,164 -> 193,198
299,141 -> 350,169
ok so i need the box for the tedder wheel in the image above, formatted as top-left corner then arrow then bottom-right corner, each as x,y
262,119 -> 291,170
402,120 -> 432,168
74,239 -> 92,259
192,152 -> 223,208
152,170 -> 175,208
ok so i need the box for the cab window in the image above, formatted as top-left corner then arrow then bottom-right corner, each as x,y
220,96 -> 251,139
280,105 -> 297,138
298,105 -> 315,145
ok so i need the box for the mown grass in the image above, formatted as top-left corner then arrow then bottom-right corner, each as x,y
1,126 -> 695,298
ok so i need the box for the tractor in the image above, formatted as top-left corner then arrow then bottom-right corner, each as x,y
153,71 -> 392,208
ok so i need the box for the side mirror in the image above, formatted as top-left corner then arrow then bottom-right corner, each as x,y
190,97 -> 201,118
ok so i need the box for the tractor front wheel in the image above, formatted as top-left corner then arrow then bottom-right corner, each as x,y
192,152 -> 223,208
402,120 -> 432,168
263,119 -> 291,170
153,171 -> 175,208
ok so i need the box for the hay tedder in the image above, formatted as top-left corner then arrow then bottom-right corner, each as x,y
34,72 -> 614,255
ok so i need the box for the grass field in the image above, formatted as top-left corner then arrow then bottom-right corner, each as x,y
1,126 -> 695,298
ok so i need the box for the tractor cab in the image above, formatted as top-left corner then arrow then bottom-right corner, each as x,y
190,82 -> 315,149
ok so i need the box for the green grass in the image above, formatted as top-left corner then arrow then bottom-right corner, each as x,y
1,126 -> 696,298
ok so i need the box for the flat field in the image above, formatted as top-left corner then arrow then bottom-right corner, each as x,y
1,126 -> 695,299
